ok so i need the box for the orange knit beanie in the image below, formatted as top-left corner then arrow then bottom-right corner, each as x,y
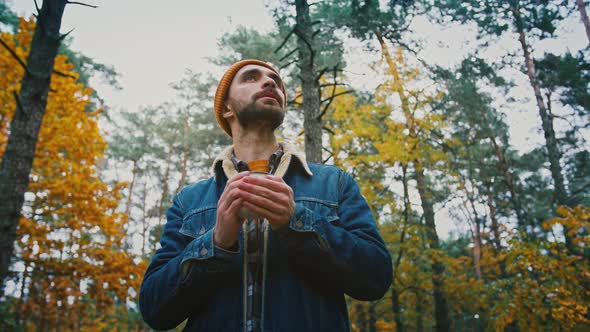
213,59 -> 286,137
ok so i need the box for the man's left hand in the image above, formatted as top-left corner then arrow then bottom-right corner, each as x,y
237,174 -> 295,229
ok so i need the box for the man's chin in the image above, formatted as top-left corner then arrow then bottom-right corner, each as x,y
236,107 -> 284,131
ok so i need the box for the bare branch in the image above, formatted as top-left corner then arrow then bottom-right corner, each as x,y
312,29 -> 321,40
0,38 -> 30,74
274,26 -> 296,54
297,130 -> 304,137
66,1 -> 98,8
279,48 -> 298,62
319,90 -> 353,104
319,82 -> 347,88
322,146 -> 333,164
279,59 -> 297,70
317,66 -> 342,120
59,28 -> 75,41
53,70 -> 77,80
293,26 -> 314,56
322,126 -> 335,135
33,0 -> 41,15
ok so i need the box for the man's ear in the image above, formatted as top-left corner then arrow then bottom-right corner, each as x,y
222,104 -> 234,119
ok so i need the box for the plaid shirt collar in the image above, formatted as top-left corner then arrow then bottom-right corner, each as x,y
230,144 -> 284,175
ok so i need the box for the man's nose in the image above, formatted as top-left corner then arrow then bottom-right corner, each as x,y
261,75 -> 277,89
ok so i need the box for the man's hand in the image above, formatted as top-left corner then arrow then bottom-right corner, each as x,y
237,174 -> 295,230
214,172 -> 250,249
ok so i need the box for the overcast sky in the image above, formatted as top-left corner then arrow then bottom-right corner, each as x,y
7,0 -> 588,239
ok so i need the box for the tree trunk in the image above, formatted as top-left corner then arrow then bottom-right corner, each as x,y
485,181 -> 502,251
515,16 -> 567,206
124,160 -> 139,222
392,289 -> 404,332
355,303 -> 367,332
295,0 -> 322,163
415,166 -> 451,332
158,154 -> 171,223
513,8 -> 575,251
465,172 -> 483,280
415,290 -> 424,332
488,136 -> 528,228
0,0 -> 68,290
141,180 -> 148,257
176,149 -> 188,194
576,0 -> 590,45
367,302 -> 376,332
376,31 -> 450,332
392,164 -> 410,332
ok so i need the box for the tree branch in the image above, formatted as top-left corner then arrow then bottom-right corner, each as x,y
274,26 -> 296,54
322,126 -> 335,135
33,0 -> 41,15
279,59 -> 297,70
317,67 -> 342,120
319,82 -> 347,88
53,70 -> 77,80
319,90 -> 353,104
279,48 -> 298,62
0,38 -> 30,75
59,28 -> 75,41
322,146 -> 333,164
292,26 -> 314,56
66,1 -> 98,8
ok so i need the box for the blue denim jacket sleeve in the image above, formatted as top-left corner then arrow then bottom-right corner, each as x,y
277,170 -> 393,301
139,191 -> 238,330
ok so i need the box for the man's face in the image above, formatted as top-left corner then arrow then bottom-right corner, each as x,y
225,64 -> 286,132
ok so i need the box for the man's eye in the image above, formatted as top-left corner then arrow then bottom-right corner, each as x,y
245,74 -> 256,81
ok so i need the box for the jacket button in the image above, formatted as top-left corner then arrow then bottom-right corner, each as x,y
295,220 -> 304,228
198,227 -> 206,235
200,248 -> 208,256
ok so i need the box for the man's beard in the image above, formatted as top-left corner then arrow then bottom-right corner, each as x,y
234,100 -> 285,131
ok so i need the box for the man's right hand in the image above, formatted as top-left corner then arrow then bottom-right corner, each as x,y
214,172 -> 249,250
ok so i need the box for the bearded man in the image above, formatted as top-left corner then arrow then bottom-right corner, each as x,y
139,59 -> 392,332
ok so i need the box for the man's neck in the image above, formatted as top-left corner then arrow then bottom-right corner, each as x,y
232,130 -> 279,162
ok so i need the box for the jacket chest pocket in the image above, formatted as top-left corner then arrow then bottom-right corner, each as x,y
296,197 -> 340,226
179,206 -> 217,238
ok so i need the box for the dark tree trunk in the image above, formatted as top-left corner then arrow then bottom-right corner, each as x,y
485,181 -> 502,251
367,302 -> 377,332
415,165 -> 451,332
355,303 -> 367,331
576,0 -> 590,45
391,289 -> 404,332
0,0 -> 68,290
392,164 -> 410,332
295,0 -> 322,163
415,290 -> 424,332
513,6 -> 574,251
489,136 -> 528,228
514,13 -> 567,206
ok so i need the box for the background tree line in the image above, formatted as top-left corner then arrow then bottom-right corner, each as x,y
0,0 -> 588,331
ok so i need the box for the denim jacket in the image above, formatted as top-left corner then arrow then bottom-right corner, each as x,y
139,142 -> 392,331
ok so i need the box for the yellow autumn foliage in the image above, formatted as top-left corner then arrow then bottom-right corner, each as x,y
1,18 -> 145,330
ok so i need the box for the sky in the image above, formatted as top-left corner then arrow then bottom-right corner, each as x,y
7,0 -> 589,240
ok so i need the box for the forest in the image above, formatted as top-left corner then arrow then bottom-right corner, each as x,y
0,0 -> 588,331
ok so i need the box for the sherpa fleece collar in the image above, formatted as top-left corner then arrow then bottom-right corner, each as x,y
211,141 -> 313,180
